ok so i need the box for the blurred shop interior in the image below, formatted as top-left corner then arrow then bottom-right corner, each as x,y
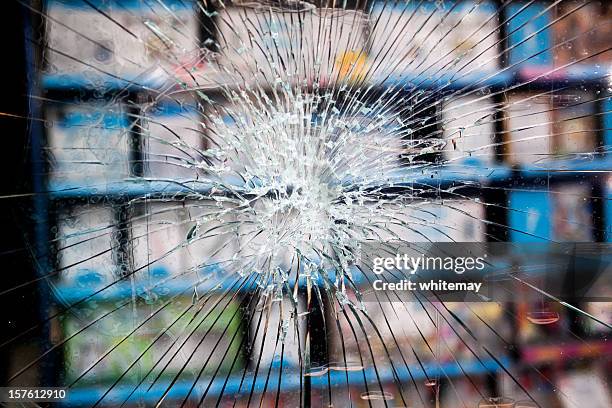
2,1 -> 612,407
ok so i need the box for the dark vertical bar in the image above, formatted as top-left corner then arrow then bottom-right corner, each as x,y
485,374 -> 498,399
493,0 -> 508,164
486,0 -> 509,228
23,0 -> 57,386
492,91 -> 507,164
198,0 -> 218,53
484,185 -> 509,243
113,98 -> 146,280
302,285 -> 330,408
592,182 -> 605,243
592,94 -> 607,242
0,0 -> 34,386
484,2 -> 510,399
128,101 -> 146,178
113,204 -> 134,279
302,285 -> 312,408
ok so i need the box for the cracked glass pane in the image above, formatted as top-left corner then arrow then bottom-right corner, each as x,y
2,1 -> 611,407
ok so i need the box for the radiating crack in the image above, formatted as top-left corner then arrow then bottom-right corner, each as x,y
1,1 -> 611,407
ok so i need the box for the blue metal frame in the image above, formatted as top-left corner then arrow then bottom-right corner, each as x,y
507,1 -> 553,67
60,356 -> 510,407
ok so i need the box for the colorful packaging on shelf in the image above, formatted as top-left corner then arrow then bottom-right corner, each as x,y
551,92 -> 597,157
63,297 -> 246,385
557,370 -> 612,407
216,6 -> 369,86
442,95 -> 496,164
550,183 -> 593,242
508,189 -> 551,242
131,202 -> 193,281
506,88 -> 599,166
46,1 -> 198,79
509,184 -> 594,242
505,93 -> 553,166
392,200 -> 487,242
57,206 -> 115,283
584,302 -> 612,335
247,297 -> 303,377
131,200 -> 241,280
146,105 -> 205,179
369,2 -> 500,79
46,103 -> 130,184
552,2 -> 612,66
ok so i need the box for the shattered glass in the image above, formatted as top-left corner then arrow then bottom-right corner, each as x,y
3,0 -> 612,407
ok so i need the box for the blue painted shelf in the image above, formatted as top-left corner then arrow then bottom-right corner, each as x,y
59,356 -> 510,407
46,156 -> 612,200
42,64 -> 611,94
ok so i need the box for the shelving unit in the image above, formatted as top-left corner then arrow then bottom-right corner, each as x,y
60,357 -> 510,407
29,0 -> 612,406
